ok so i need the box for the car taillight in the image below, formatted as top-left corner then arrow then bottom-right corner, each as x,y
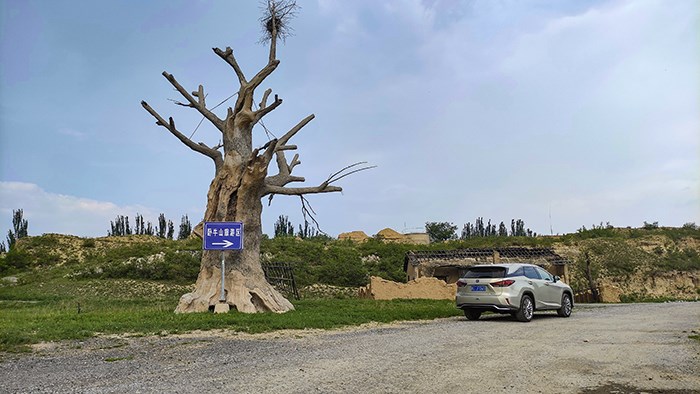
491,279 -> 515,287
456,280 -> 468,287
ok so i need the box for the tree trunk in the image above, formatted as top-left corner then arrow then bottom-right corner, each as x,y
583,251 -> 601,303
175,142 -> 294,314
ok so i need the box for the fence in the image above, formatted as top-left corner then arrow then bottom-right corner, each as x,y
574,289 -> 600,303
261,262 -> 300,300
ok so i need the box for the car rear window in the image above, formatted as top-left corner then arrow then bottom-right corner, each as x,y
462,266 -> 507,279
506,267 -> 525,277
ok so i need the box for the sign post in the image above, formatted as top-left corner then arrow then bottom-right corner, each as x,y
203,222 -> 243,313
220,255 -> 225,303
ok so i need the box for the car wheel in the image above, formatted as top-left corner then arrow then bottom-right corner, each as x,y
464,310 -> 482,321
557,293 -> 572,317
515,295 -> 534,322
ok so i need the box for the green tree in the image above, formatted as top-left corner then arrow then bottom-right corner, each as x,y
460,222 -> 473,239
682,222 -> 698,230
157,213 -> 167,238
425,221 -> 457,243
498,221 -> 508,237
108,215 -> 132,236
274,215 -> 295,237
6,209 -> 29,250
643,221 -> 659,229
475,217 -> 484,237
486,219 -> 496,236
297,221 -> 318,239
461,217 -> 534,238
167,220 -> 175,240
135,214 -> 144,235
177,215 -> 192,240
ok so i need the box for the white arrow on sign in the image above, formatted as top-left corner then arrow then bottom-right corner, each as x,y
212,240 -> 234,248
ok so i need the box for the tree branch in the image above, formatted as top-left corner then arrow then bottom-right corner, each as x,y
261,139 -> 278,163
255,94 -> 282,122
162,72 -> 224,132
248,60 -> 281,91
269,22 -> 277,63
325,162 -> 377,185
300,195 -> 324,235
265,161 -> 374,196
141,100 -> 223,170
265,150 -> 304,187
259,88 -> 272,109
213,47 -> 247,85
278,114 -> 314,147
263,114 -> 311,187
288,153 -> 301,172
193,85 -> 206,107
263,184 -> 342,196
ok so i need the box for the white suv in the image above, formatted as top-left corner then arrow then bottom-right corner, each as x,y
455,263 -> 573,322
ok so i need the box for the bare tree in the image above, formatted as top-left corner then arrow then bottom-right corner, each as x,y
141,0 -> 371,313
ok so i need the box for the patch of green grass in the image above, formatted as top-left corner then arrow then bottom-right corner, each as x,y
689,334 -> 700,342
0,284 -> 461,353
2,227 -> 698,354
618,293 -> 680,303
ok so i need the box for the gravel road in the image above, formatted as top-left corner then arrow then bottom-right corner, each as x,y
2,303 -> 699,393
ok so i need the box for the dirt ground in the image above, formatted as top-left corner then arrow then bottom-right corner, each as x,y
1,303 -> 699,393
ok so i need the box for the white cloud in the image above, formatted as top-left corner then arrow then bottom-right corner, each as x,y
57,128 -> 86,139
1,1 -> 697,241
297,0 -> 699,236
0,182 -> 162,238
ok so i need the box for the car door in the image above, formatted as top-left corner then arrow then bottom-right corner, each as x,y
522,266 -> 549,309
535,267 -> 563,308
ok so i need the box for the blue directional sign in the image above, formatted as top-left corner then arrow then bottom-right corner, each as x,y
203,222 -> 244,250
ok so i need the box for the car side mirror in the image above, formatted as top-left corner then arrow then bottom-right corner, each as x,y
553,275 -> 560,283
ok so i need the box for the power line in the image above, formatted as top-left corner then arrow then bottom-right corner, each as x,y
188,92 -> 238,140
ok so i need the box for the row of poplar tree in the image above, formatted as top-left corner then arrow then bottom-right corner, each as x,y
461,218 -> 536,238
0,209 -> 194,253
273,215 -> 325,239
425,218 -> 537,243
108,214 -> 192,240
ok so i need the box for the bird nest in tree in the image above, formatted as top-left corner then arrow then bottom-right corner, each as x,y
266,17 -> 282,35
259,0 -> 299,43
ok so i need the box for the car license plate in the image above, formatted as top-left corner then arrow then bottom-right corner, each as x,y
471,285 -> 487,292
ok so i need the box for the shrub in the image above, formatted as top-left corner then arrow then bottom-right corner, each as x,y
619,293 -> 677,303
261,237 -> 371,287
1,249 -> 31,274
356,239 -> 414,282
89,250 -> 200,283
316,247 -> 367,287
658,248 -> 700,272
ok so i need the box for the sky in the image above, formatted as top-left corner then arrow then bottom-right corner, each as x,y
0,0 -> 698,243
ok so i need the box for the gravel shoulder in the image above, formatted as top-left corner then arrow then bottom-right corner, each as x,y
2,302 -> 699,393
